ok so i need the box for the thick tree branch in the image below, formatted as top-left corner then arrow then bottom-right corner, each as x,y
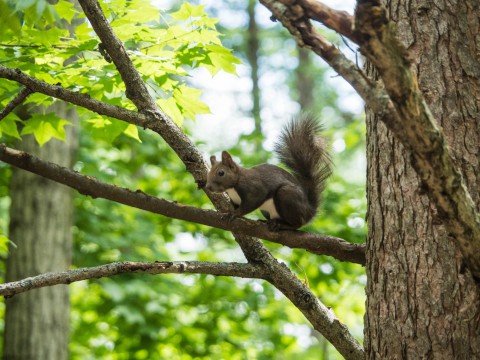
297,0 -> 359,43
353,1 -> 480,281
0,144 -> 365,265
0,86 -> 32,121
0,261 -> 266,298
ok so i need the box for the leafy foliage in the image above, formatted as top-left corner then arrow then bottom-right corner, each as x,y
21,113 -> 72,145
0,0 -> 240,143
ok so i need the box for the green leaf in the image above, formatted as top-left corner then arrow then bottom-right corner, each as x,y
15,0 -> 36,11
171,3 -> 206,22
204,44 -> 241,76
0,114 -> 21,139
173,86 -> 210,120
0,234 -> 9,255
157,97 -> 183,125
0,1 -> 21,33
86,117 -> 129,143
24,93 -> 55,108
21,113 -> 72,146
54,1 -> 79,23
124,124 -> 141,142
35,0 -> 47,18
196,28 -> 222,45
24,27 -> 66,47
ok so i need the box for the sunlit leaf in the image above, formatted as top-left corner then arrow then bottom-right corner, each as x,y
171,3 -> 206,22
173,86 -> 210,120
0,234 -> 9,255
85,117 -> 129,143
204,44 -> 241,75
53,0 -> 78,23
124,124 -> 141,142
21,113 -> 72,146
0,114 -> 21,139
157,96 -> 183,125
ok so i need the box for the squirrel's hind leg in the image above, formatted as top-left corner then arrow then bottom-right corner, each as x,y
273,185 -> 310,230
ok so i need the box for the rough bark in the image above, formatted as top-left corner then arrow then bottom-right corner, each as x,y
364,0 -> 480,358
3,102 -> 78,360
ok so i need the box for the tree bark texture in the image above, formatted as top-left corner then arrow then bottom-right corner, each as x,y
364,1 -> 480,359
3,102 -> 78,360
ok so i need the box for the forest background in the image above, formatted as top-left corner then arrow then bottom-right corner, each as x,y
0,0 -> 366,358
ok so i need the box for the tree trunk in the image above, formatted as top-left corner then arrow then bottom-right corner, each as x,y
296,47 -> 314,110
246,0 -> 262,136
3,102 -> 78,360
364,0 -> 480,358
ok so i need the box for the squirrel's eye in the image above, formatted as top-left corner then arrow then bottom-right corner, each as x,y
218,170 -> 225,176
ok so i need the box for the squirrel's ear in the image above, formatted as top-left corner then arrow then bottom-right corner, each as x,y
210,155 -> 217,165
221,151 -> 234,167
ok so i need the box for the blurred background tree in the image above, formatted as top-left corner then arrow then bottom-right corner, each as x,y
0,0 -> 365,359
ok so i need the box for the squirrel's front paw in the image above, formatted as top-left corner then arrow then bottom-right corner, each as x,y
267,219 -> 281,231
219,211 -> 236,224
267,219 -> 296,231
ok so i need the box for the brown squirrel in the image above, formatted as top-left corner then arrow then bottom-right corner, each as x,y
206,114 -> 332,230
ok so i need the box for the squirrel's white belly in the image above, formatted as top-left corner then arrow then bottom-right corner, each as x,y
260,198 -> 280,219
226,188 -> 280,219
226,188 -> 242,205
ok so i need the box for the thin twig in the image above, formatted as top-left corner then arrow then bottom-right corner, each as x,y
0,87 -> 33,121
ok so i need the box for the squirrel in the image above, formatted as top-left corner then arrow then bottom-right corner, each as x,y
205,114 -> 332,230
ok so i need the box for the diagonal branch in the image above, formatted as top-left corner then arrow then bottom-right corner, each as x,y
78,0 -> 155,112
0,144 -> 365,265
0,261 -> 266,298
76,0 -> 220,206
0,86 -> 33,121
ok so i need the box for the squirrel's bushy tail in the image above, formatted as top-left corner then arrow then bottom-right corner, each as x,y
274,114 -> 332,214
